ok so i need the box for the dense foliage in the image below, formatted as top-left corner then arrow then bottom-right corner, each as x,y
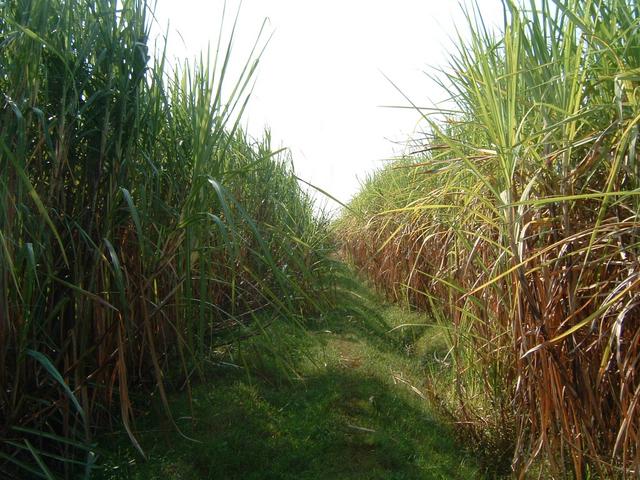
339,0 -> 640,477
0,0 -> 338,477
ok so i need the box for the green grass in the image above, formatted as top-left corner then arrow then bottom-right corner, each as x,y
95,283 -> 481,480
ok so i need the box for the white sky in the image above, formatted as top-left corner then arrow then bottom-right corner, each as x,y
151,1 -> 504,212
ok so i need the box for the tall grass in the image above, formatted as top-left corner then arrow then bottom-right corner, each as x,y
0,1 -> 338,477
339,0 -> 640,476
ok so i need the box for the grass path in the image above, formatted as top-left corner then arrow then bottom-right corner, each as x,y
98,288 -> 481,479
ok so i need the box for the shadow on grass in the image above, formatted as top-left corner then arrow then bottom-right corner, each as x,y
308,273 -> 407,352
98,366 -> 478,480
96,274 -> 484,479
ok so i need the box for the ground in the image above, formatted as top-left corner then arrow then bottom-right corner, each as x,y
96,288 -> 481,479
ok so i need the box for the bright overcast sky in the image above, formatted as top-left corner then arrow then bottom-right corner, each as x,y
151,1 -> 504,211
